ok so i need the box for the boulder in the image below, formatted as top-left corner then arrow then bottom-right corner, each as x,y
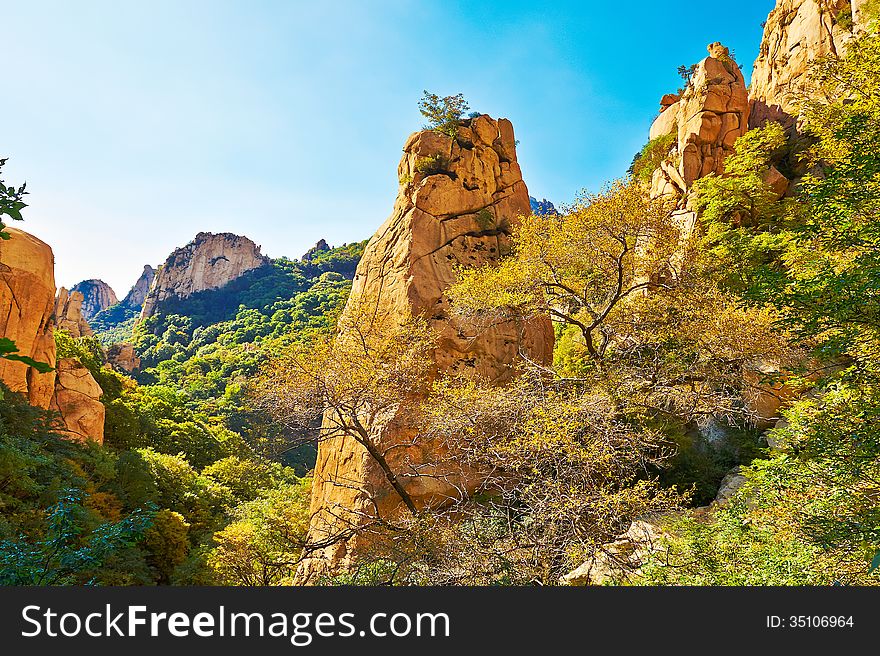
560,517 -> 671,586
107,343 -> 140,373
764,165 -> 790,199
49,358 -> 104,444
714,467 -> 747,506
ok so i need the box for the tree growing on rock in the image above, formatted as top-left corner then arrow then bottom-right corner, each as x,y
418,91 -> 470,137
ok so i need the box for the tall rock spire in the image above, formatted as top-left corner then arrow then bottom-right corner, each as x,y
296,114 -> 554,582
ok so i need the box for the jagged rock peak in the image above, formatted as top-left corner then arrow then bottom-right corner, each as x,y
302,239 -> 330,261
0,227 -> 57,407
529,196 -> 557,216
649,42 -> 750,198
54,287 -> 94,338
750,0 -> 857,127
297,115 -> 554,582
140,232 -> 269,318
70,279 -> 117,319
122,264 -> 156,309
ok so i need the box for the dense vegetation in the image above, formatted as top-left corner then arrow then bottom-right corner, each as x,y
0,237 -> 363,584
636,28 -> 880,585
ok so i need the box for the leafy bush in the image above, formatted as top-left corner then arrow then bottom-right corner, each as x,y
629,133 -> 676,183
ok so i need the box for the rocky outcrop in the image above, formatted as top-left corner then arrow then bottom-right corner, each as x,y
121,265 -> 156,309
71,279 -> 118,319
0,227 -> 57,407
749,0 -> 856,127
297,115 -> 554,582
106,343 -> 140,373
0,229 -> 105,442
49,358 -> 104,444
54,288 -> 94,337
302,239 -> 330,261
560,517 -> 672,586
140,233 -> 268,318
529,196 -> 557,216
649,43 -> 750,199
560,468 -> 747,585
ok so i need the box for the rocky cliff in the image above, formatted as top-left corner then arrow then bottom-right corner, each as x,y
54,287 -> 94,338
0,227 -> 57,407
121,264 -> 156,309
0,227 -> 105,442
71,279 -> 118,319
140,233 -> 269,318
297,115 -> 554,581
649,42 -> 750,199
750,0 -> 856,127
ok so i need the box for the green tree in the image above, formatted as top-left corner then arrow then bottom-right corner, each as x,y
419,91 -> 470,137
0,491 -> 152,585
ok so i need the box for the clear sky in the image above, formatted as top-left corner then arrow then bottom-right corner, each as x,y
3,0 -> 775,295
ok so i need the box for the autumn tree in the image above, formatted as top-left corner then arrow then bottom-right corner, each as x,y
251,313 -> 442,562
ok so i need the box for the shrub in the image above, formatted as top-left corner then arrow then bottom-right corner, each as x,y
629,133 -> 676,184
419,91 -> 469,137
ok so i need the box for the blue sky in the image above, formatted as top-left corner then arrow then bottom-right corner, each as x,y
3,0 -> 774,294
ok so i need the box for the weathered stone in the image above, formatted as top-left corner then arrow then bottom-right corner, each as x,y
302,239 -> 330,261
297,117 -> 554,582
743,360 -> 808,428
54,288 -> 94,338
750,0 -> 854,128
714,467 -> 747,506
140,232 -> 269,318
764,165 -> 790,199
649,102 -> 679,140
649,43 -> 750,198
50,358 -> 104,444
107,343 -> 141,373
0,227 -> 57,407
121,264 -> 156,309
560,516 -> 671,586
660,93 -> 680,110
71,279 -> 118,319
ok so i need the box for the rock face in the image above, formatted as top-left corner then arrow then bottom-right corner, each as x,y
54,288 -> 94,337
49,358 -> 105,444
71,279 -> 118,319
750,0 -> 855,127
140,233 -> 268,318
649,43 -> 750,199
121,265 -> 156,309
0,227 -> 57,407
297,115 -> 554,582
107,343 -> 140,373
